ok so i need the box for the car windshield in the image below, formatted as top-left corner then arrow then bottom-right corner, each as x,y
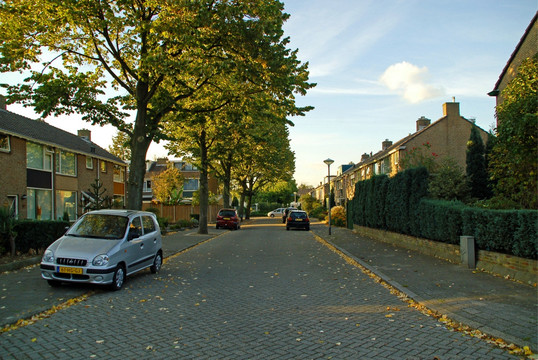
291,212 -> 307,219
67,214 -> 129,240
219,210 -> 236,217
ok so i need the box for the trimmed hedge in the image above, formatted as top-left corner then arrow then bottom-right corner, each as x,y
2,220 -> 70,254
349,167 -> 538,259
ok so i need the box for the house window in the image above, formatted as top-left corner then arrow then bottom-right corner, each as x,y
183,178 -> 199,198
100,161 -> 107,173
55,150 -> 77,176
143,180 -> 152,192
114,165 -> 125,182
56,190 -> 77,221
0,134 -> 10,152
86,156 -> 94,169
27,142 -> 52,171
184,178 -> 199,191
27,188 -> 52,220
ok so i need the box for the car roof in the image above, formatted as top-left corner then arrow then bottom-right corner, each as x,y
85,209 -> 156,218
290,210 -> 306,213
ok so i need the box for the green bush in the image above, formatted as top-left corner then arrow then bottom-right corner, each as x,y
349,167 -> 537,259
309,206 -> 327,221
9,220 -> 70,254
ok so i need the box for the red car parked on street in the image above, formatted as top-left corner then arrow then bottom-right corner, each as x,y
216,209 -> 241,230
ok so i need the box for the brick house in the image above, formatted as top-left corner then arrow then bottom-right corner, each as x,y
142,158 -> 218,204
488,12 -> 537,110
332,101 -> 489,204
0,101 -> 127,220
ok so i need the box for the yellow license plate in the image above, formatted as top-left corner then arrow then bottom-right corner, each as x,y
295,219 -> 302,222
58,267 -> 83,275
224,218 -> 230,220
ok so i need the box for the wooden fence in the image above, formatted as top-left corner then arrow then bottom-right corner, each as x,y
141,203 -> 220,223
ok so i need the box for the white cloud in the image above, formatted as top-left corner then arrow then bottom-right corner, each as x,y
379,62 -> 444,103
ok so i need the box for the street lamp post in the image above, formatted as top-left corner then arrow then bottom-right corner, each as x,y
323,158 -> 334,235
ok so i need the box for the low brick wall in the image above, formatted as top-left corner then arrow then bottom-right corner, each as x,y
352,225 -> 537,285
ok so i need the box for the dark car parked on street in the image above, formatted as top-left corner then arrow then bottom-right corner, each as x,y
216,209 -> 241,230
285,210 -> 310,231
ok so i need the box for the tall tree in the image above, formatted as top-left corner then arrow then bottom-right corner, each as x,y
489,54 -> 538,209
0,0 -> 313,210
108,131 -> 132,162
152,163 -> 184,205
466,126 -> 489,200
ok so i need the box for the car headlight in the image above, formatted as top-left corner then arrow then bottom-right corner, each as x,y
92,254 -> 109,266
42,249 -> 54,263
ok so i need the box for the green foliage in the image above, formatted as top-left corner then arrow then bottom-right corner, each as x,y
330,206 -> 346,227
152,164 -> 184,205
0,0 -> 314,210
466,126 -> 490,199
0,207 -> 17,256
81,179 -> 112,211
351,168 -> 428,234
399,142 -> 438,172
255,180 -> 298,205
309,205 -> 327,221
108,131 -> 131,162
5,220 -> 69,254
429,157 -> 470,202
145,207 -> 160,216
490,54 -> 538,209
298,194 -> 317,213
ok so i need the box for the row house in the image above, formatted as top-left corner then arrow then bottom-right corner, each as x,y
328,101 -> 489,204
0,100 -> 127,220
142,158 -> 218,203
488,12 -> 537,110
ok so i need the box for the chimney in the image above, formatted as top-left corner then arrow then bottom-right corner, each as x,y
361,153 -> 370,162
156,157 -> 168,165
443,102 -> 460,117
416,116 -> 431,131
78,129 -> 91,141
382,139 -> 392,150
0,95 -> 6,110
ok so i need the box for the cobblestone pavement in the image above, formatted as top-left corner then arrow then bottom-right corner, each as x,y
0,219 -> 523,359
310,225 -> 538,353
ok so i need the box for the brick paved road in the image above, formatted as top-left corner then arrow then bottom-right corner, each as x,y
0,219 -> 519,359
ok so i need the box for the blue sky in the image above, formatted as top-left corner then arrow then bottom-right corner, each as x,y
282,0 -> 536,186
2,1 -> 536,187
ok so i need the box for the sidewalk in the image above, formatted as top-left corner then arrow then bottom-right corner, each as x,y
310,223 -> 538,353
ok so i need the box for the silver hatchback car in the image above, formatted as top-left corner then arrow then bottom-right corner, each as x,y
40,210 -> 163,291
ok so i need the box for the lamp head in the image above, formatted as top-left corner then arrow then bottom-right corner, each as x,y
323,158 -> 334,166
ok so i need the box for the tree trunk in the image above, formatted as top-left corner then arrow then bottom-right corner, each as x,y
222,153 -> 233,208
198,130 -> 209,234
238,188 -> 246,221
126,87 -> 152,210
245,191 -> 253,220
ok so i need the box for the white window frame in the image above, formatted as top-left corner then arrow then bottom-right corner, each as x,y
55,149 -> 77,177
86,156 -> 94,169
26,142 -> 53,171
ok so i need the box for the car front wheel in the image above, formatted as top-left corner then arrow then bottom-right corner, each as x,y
151,252 -> 163,274
110,265 -> 125,291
